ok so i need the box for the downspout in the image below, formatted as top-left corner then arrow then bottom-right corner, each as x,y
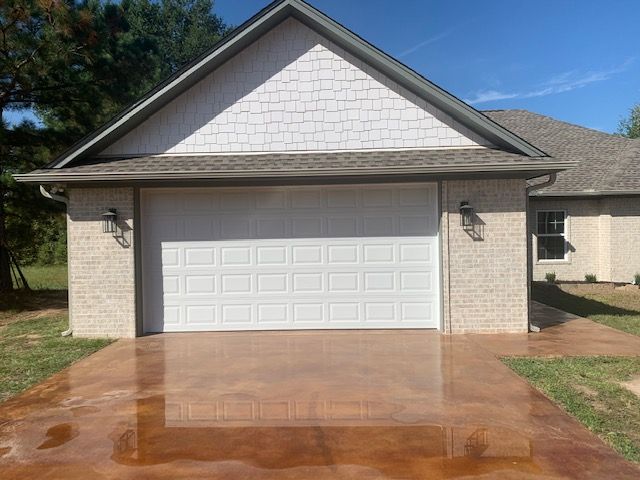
39,185 -> 73,337
525,173 -> 557,333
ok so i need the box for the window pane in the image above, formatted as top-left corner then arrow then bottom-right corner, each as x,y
548,211 -> 565,234
537,211 -> 565,235
538,236 -> 565,260
537,212 -> 548,234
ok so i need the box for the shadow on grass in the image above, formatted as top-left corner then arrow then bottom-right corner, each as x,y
532,283 -> 639,317
0,289 -> 68,314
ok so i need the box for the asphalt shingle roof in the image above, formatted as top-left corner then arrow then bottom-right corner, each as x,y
17,148 -> 567,183
484,109 -> 640,195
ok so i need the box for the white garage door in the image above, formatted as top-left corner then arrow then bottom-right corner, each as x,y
141,184 -> 440,332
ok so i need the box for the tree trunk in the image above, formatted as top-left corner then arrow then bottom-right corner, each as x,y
0,196 -> 12,293
0,107 -> 13,292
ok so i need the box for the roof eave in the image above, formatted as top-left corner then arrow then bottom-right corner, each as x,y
15,160 -> 574,184
531,189 -> 640,198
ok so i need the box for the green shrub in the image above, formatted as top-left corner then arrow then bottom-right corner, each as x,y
35,229 -> 67,265
634,273 -> 640,285
545,272 -> 557,284
12,214 -> 67,266
585,273 -> 597,283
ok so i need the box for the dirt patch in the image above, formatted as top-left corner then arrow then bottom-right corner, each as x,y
0,307 -> 68,328
573,384 -> 598,398
0,290 -> 68,327
572,384 -> 611,413
559,283 -> 620,294
541,282 -> 640,313
558,282 -> 640,296
621,376 -> 640,399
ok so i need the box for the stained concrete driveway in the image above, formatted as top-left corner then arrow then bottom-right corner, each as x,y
1,310 -> 640,479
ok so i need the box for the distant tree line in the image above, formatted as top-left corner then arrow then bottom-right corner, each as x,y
618,104 -> 640,139
1,0 -> 229,291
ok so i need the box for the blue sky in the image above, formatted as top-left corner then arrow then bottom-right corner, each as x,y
7,0 -> 639,133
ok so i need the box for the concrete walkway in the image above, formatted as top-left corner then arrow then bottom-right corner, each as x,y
1,316 -> 639,479
473,301 -> 640,357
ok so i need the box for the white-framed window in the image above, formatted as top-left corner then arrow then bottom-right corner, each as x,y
536,210 -> 567,261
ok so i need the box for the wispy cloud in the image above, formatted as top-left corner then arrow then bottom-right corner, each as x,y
397,31 -> 451,58
465,59 -> 635,105
464,90 -> 520,104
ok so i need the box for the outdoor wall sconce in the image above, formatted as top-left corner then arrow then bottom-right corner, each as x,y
459,201 -> 475,230
101,209 -> 118,235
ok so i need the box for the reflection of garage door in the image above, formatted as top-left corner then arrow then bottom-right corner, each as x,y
141,184 -> 440,332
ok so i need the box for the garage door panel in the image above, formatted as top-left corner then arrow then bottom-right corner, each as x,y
221,304 -> 253,325
362,188 -> 393,207
400,244 -> 431,263
163,306 -> 180,325
289,189 -> 323,208
292,245 -> 323,265
327,245 -> 358,264
257,273 -> 287,294
256,218 -> 287,237
145,217 -> 438,243
326,189 -> 358,208
399,186 -> 434,206
293,303 -> 323,323
220,217 -> 252,239
257,304 -> 288,325
256,246 -> 287,265
186,305 -> 216,325
162,248 -> 180,267
292,273 -> 323,293
185,275 -> 216,295
219,191 -> 254,210
142,184 -> 440,332
160,298 -> 439,331
365,303 -> 396,322
364,272 -> 395,291
185,247 -> 216,267
220,247 -> 251,266
182,192 -> 216,211
255,190 -> 287,209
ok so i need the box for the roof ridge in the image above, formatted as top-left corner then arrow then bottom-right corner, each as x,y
490,109 -> 623,139
481,108 -> 530,113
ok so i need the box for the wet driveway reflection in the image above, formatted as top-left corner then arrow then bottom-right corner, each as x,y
0,330 -> 638,478
111,395 -> 538,477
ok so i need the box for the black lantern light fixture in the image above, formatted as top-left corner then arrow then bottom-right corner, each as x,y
101,209 -> 118,235
459,201 -> 474,230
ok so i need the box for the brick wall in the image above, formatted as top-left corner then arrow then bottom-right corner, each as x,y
67,188 -> 136,338
529,198 -> 602,282
529,197 -> 640,283
67,182 -> 532,337
604,197 -> 640,283
441,179 -> 528,333
102,18 -> 488,156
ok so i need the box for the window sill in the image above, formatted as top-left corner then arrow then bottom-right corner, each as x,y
536,260 -> 570,265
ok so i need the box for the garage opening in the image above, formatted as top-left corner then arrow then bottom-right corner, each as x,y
141,184 -> 440,332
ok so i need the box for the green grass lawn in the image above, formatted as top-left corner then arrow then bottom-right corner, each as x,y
532,283 -> 640,336
0,315 -> 112,402
2,264 -> 68,322
1,264 -> 112,403
17,264 -> 68,290
504,356 -> 640,463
